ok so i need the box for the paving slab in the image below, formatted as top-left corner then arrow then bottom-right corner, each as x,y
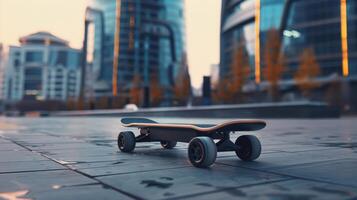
276,159 -> 357,187
30,142 -> 114,152
0,160 -> 65,174
99,164 -> 289,200
181,179 -> 357,200
0,142 -> 27,151
26,184 -> 134,200
262,143 -> 341,153
0,138 -> 13,144
217,147 -> 356,170
0,151 -> 48,163
4,136 -> 83,145
45,154 -> 123,164
68,158 -> 191,177
0,170 -> 96,193
39,144 -> 188,165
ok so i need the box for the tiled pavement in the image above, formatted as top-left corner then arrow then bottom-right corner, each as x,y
0,117 -> 357,200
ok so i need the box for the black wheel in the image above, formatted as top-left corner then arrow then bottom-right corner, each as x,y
117,131 -> 136,152
235,135 -> 261,161
160,141 -> 177,149
188,137 -> 217,168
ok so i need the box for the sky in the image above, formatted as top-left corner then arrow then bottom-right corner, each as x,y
0,0 -> 221,88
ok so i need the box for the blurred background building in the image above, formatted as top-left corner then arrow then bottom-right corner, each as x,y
210,64 -> 220,87
220,0 -> 357,110
3,32 -> 81,102
0,43 -> 5,101
84,0 -> 187,105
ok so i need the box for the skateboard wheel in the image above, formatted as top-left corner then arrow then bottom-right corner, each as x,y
117,131 -> 136,152
160,141 -> 177,149
235,135 -> 261,161
188,137 -> 217,168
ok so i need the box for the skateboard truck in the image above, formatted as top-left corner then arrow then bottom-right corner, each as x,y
215,132 -> 241,152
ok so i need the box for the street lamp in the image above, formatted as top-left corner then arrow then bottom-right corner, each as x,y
283,29 -> 301,38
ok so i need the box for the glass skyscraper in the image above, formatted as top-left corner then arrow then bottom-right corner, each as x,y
220,0 -> 357,82
85,0 -> 186,97
220,0 -> 256,81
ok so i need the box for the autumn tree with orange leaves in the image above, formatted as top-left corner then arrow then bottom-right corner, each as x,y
96,96 -> 109,109
212,76 -> 236,104
150,73 -> 163,107
130,74 -> 142,106
111,95 -> 126,109
66,98 -> 76,110
294,48 -> 321,98
173,54 -> 191,106
263,29 -> 285,102
213,42 -> 250,104
230,43 -> 250,103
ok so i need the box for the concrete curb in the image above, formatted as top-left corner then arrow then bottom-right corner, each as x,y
49,101 -> 340,118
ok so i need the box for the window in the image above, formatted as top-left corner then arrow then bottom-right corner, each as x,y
14,59 -> 20,67
25,51 -> 43,63
49,50 -> 70,67
25,68 -> 42,76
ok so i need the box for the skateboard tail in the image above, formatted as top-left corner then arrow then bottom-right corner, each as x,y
121,118 -> 158,125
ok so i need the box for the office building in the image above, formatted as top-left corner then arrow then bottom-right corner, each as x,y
84,0 -> 187,98
4,32 -> 82,101
220,0 -> 357,108
220,0 -> 357,82
0,44 -> 5,100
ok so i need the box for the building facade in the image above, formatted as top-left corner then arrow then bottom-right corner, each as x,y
4,32 -> 81,102
84,0 -> 186,98
220,0 -> 357,84
0,43 -> 5,100
210,64 -> 220,87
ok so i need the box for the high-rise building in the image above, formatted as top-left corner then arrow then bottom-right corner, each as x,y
0,43 -> 5,100
84,0 -> 186,98
220,0 -> 256,82
220,0 -> 357,107
220,0 -> 357,83
202,76 -> 212,105
210,64 -> 220,87
4,32 -> 82,101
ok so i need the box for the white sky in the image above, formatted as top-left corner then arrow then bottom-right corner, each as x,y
0,0 -> 221,88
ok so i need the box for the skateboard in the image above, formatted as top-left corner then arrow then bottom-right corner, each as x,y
118,117 -> 266,168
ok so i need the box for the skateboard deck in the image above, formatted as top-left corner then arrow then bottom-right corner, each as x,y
121,117 -> 266,133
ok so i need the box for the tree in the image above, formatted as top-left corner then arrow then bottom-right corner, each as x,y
263,29 -> 285,101
129,74 -> 142,106
294,48 -> 321,98
212,76 -> 235,104
111,95 -> 127,109
96,96 -> 109,109
76,97 -> 87,110
230,43 -> 250,103
213,41 -> 250,104
173,54 -> 191,106
66,98 -> 76,110
150,73 -> 163,107
325,78 -> 342,107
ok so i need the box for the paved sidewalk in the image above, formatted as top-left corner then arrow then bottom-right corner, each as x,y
0,117 -> 357,200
